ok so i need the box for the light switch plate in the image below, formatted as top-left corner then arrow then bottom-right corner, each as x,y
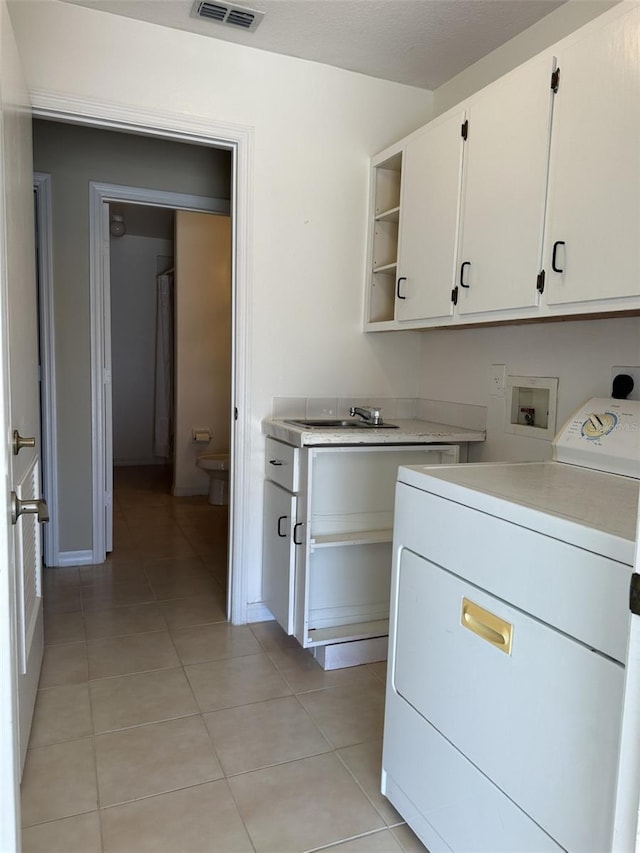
610,366 -> 640,401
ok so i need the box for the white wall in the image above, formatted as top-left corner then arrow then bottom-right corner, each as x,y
174,211 -> 231,496
418,317 -> 640,464
14,1 -> 432,595
110,234 -> 173,466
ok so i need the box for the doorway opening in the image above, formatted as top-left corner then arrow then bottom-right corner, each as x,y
30,109 -> 253,626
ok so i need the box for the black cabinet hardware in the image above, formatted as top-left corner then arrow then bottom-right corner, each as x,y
552,241 -> 566,273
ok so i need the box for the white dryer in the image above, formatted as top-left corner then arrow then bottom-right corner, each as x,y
382,398 -> 640,852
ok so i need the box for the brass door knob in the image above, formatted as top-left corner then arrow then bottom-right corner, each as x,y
11,493 -> 49,525
12,430 -> 36,455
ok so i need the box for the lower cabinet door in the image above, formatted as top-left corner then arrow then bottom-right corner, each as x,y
262,480 -> 297,634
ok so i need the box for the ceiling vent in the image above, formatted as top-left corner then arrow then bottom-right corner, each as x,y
191,1 -> 264,32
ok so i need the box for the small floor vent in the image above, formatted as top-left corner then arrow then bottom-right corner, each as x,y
191,1 -> 264,32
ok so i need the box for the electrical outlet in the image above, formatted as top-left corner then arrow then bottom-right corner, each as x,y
489,364 -> 506,397
610,366 -> 640,401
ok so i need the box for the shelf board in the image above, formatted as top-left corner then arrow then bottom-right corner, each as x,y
306,619 -> 389,647
311,529 -> 393,549
375,206 -> 400,223
364,319 -> 397,332
372,262 -> 397,274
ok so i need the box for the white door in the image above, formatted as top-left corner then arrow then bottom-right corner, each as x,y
0,1 -> 43,846
456,53 -> 555,316
262,480 -> 297,634
395,110 -> 464,323
544,5 -> 640,307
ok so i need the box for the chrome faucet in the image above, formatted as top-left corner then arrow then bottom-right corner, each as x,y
349,406 -> 383,426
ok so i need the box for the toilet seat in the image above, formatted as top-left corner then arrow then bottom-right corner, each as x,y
197,453 -> 229,471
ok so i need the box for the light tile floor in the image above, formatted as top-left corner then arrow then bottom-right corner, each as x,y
21,466 -> 427,853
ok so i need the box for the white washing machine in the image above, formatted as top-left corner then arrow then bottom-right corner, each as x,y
382,398 -> 640,853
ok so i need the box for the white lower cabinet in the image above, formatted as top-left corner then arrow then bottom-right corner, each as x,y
262,440 -> 459,661
262,481 -> 298,634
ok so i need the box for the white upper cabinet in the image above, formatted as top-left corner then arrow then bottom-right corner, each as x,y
363,2 -> 639,332
455,53 -> 555,317
395,110 -> 465,323
543,5 -> 640,308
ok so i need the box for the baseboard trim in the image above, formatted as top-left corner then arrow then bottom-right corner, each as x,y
113,458 -> 167,467
171,485 -> 209,497
54,550 -> 95,567
246,603 -> 274,624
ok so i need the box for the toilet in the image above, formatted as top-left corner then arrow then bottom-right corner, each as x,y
196,453 -> 229,505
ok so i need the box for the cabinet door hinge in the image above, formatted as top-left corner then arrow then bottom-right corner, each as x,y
451,286 -> 459,305
630,574 -> 640,615
551,67 -> 560,93
461,119 -> 469,141
536,270 -> 546,294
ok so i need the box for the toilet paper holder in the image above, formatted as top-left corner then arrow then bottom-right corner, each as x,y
192,428 -> 212,443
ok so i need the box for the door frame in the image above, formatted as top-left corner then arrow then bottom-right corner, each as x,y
32,94 -> 254,626
33,172 -> 59,568
88,182 -> 231,561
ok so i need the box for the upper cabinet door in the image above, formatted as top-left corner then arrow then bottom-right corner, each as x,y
396,111 -> 465,323
456,53 -> 556,316
544,6 -> 640,307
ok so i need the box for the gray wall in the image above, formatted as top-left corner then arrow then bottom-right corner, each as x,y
33,120 -> 231,553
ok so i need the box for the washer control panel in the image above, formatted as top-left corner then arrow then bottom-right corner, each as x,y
553,398 -> 640,479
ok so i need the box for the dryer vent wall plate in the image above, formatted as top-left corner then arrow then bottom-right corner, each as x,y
505,376 -> 558,440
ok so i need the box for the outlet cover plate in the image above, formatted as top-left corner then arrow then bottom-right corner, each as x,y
610,366 -> 640,401
489,364 -> 506,397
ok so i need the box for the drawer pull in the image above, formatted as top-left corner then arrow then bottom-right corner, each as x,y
269,459 -> 284,466
461,598 -> 513,655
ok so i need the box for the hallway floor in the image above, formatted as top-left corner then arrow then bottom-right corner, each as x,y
20,466 -> 425,852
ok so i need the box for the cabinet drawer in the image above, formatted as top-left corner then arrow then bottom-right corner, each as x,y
265,438 -> 300,492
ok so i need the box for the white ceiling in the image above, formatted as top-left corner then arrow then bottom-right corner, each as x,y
59,0 -> 567,90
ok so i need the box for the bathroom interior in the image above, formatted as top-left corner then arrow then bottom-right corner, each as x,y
109,200 -> 232,509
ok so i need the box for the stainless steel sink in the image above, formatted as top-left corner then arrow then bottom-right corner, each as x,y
284,418 -> 399,429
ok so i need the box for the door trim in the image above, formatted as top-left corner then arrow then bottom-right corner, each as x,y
33,172 -> 59,567
31,91 -> 254,626
88,182 -> 231,562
